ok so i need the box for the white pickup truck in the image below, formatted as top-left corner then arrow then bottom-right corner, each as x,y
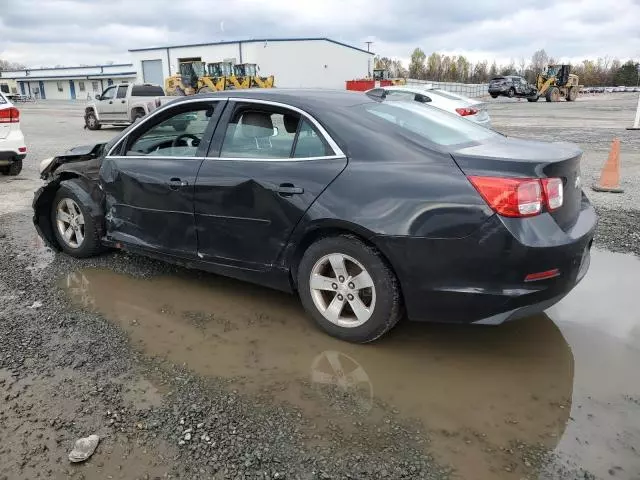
84,83 -> 171,130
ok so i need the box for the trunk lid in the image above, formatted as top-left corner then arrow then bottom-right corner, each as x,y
451,137 -> 583,231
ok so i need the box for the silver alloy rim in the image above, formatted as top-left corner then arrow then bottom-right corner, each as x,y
88,115 -> 96,127
56,198 -> 85,249
309,253 -> 376,328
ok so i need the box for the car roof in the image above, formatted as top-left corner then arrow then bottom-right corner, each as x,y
179,89 -> 375,111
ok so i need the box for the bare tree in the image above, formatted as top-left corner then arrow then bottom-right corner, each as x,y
530,49 -> 549,74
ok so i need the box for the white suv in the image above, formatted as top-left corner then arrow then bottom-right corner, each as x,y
0,92 -> 26,176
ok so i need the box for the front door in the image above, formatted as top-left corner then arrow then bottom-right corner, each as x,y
39,81 -> 46,99
194,100 -> 347,269
100,100 -> 222,256
97,86 -> 116,119
112,85 -> 129,121
69,80 -> 76,99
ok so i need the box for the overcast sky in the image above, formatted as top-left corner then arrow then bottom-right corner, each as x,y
1,0 -> 639,68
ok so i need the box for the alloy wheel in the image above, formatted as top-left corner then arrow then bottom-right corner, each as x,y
309,253 -> 376,328
56,198 -> 85,248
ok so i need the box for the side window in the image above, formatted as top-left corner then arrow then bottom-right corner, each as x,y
293,120 -> 333,158
116,85 -> 128,99
366,88 -> 385,99
101,87 -> 116,100
220,108 -> 299,159
124,103 -> 216,157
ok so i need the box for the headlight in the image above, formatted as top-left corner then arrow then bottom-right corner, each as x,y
39,157 -> 54,174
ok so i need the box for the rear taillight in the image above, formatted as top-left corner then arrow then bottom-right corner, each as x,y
455,107 -> 479,117
468,176 -> 564,218
0,107 -> 19,123
541,178 -> 563,211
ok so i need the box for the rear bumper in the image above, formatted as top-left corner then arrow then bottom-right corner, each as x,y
0,151 -> 26,164
374,196 -> 597,324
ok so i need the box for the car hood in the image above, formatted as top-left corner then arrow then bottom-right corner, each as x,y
41,142 -> 106,179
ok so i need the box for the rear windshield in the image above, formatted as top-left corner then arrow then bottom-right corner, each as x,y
359,101 -> 497,147
490,77 -> 506,81
131,85 -> 165,96
428,88 -> 468,102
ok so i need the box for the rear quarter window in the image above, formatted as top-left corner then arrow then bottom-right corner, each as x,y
360,101 -> 497,147
0,93 -> 6,104
131,85 -> 165,96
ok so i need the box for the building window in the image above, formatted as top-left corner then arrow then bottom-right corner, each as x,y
92,81 -> 100,92
78,81 -> 85,91
57,81 -> 64,92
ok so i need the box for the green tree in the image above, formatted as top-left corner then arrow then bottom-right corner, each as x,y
409,48 -> 427,79
426,53 -> 441,80
613,60 -> 640,86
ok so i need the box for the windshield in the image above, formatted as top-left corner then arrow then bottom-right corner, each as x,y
359,101 -> 497,147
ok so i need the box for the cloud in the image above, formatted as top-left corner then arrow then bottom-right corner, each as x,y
0,0 -> 638,68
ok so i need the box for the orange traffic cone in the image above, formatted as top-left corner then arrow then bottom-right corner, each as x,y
592,138 -> 624,193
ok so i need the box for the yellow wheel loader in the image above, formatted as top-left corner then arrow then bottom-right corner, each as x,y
164,61 -> 202,96
196,62 -> 232,93
535,64 -> 581,102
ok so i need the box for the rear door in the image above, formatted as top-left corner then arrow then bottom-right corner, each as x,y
194,99 -> 347,269
112,85 -> 129,121
100,99 -> 223,256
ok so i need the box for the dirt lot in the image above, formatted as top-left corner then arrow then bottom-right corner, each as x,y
1,94 -> 639,480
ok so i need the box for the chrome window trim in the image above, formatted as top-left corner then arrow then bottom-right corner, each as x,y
106,96 -> 344,159
106,97 -> 224,157
106,154 -> 345,162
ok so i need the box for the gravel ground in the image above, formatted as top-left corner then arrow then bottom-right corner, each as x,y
1,96 -> 640,479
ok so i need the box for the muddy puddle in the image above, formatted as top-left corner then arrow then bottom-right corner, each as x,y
63,250 -> 640,480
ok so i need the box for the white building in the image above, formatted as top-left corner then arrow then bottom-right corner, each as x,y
129,37 -> 373,90
0,64 -> 137,100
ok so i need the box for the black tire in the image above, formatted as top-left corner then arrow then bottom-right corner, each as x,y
297,235 -> 403,343
132,110 -> 145,122
1,159 -> 22,176
567,87 -> 578,101
85,111 -> 101,130
507,88 -> 515,98
51,181 -> 101,258
490,93 -> 498,99
527,96 -> 539,102
546,86 -> 560,102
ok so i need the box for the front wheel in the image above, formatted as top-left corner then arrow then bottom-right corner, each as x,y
507,88 -> 515,98
527,96 -> 539,102
297,235 -> 403,343
51,182 -> 101,258
490,93 -> 498,99
85,111 -> 101,130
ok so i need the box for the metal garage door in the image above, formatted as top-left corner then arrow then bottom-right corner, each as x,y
141,60 -> 164,86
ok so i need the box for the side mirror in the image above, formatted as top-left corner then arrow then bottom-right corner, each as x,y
95,94 -> 101,101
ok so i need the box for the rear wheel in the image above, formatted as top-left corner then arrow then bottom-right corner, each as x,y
567,87 -> 578,101
132,110 -> 145,122
51,183 -> 101,258
297,235 -> 403,343
507,88 -> 515,98
1,159 -> 22,176
527,96 -> 539,102
490,93 -> 498,99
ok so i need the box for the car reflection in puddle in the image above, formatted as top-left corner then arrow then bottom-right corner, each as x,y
62,249 -> 640,480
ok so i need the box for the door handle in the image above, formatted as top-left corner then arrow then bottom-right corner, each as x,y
108,100 -> 113,104
276,183 -> 304,196
168,177 -> 188,190
121,100 -> 125,103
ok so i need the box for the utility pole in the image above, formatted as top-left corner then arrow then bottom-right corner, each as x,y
366,41 -> 373,77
